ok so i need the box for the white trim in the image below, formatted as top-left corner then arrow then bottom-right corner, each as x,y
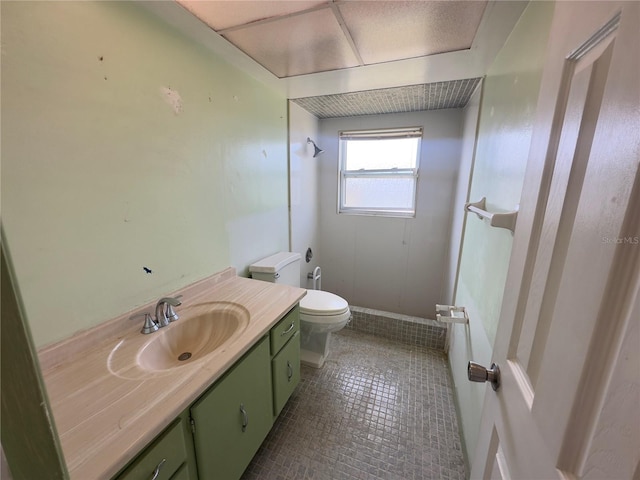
337,127 -> 422,217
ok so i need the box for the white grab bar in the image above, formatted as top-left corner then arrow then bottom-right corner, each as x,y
307,266 -> 321,290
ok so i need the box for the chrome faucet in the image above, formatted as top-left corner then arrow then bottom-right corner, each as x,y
130,295 -> 183,334
155,295 -> 182,328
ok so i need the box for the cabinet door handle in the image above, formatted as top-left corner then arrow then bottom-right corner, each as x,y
281,321 -> 295,336
240,403 -> 249,432
150,458 -> 166,480
287,361 -> 293,382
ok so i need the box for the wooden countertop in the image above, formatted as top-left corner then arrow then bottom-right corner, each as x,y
38,269 -> 306,480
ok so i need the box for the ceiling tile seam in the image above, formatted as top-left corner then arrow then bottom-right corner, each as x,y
329,2 -> 364,66
217,3 -> 332,34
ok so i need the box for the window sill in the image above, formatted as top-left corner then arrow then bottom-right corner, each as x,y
338,209 -> 416,219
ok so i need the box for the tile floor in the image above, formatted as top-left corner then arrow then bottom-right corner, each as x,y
242,329 -> 466,480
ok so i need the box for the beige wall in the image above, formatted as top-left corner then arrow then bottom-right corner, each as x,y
318,110 -> 463,317
1,2 -> 289,347
448,1 -> 555,464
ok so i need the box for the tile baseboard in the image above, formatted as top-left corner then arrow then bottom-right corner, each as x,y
346,305 -> 447,350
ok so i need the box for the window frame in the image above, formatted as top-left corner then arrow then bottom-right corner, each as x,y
337,127 -> 422,218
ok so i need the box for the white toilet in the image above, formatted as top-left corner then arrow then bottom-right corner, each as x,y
249,252 -> 350,368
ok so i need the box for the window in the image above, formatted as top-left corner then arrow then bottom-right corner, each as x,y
338,127 -> 422,217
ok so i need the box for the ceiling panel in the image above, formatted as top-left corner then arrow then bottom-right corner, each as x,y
175,1 -> 489,78
338,1 -> 487,64
224,8 -> 360,78
149,0 -> 527,97
291,78 -> 482,118
178,1 -> 324,31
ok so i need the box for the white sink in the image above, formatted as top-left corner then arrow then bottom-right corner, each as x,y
108,302 -> 249,378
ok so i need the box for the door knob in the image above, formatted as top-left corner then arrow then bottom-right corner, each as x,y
468,361 -> 501,391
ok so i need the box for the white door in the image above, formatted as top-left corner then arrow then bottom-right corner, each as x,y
470,2 -> 639,479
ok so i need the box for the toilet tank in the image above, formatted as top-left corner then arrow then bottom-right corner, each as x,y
249,252 -> 301,287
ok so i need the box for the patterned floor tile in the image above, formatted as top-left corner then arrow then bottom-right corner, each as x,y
242,329 -> 466,480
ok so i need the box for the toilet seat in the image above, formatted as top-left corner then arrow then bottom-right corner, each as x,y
301,290 -> 349,315
300,290 -> 350,326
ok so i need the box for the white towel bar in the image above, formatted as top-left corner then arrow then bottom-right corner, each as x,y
464,197 -> 519,233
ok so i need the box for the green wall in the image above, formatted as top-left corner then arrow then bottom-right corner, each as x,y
1,1 -> 289,347
456,1 -> 554,345
449,0 -> 554,464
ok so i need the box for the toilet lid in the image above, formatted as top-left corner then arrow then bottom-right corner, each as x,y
300,290 -> 349,316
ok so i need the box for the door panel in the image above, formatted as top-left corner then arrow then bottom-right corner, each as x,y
515,34 -> 615,381
579,294 -> 639,479
485,428 -> 513,480
472,2 -> 639,479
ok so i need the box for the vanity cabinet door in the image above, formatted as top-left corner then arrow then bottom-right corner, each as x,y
168,463 -> 192,480
269,305 -> 299,355
115,415 -> 194,480
272,330 -> 300,417
190,336 -> 273,480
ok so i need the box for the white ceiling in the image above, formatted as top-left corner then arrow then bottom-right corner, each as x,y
138,1 -> 527,103
177,1 -> 488,78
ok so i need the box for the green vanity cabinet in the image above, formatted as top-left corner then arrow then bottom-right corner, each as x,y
190,336 -> 273,480
270,305 -> 301,417
168,463 -> 192,480
269,305 -> 299,354
271,330 -> 300,416
269,305 -> 300,418
115,412 -> 197,480
115,305 -> 301,480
